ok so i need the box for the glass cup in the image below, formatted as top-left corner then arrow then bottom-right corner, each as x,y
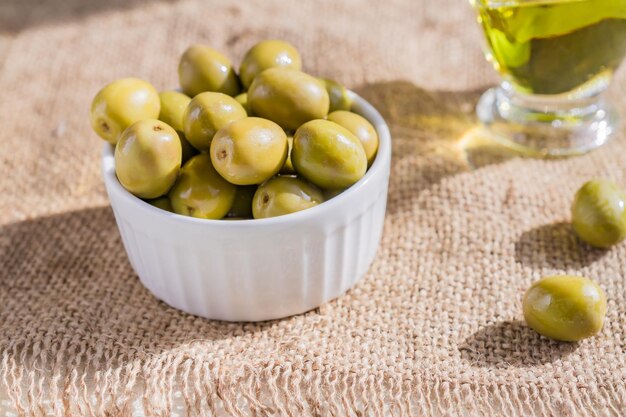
471,0 -> 626,156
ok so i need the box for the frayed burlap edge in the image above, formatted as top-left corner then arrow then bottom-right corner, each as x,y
3,352 -> 625,417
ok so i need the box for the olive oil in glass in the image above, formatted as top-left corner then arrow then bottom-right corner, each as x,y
472,0 -> 626,155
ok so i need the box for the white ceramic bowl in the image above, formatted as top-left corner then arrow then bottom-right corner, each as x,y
102,92 -> 391,321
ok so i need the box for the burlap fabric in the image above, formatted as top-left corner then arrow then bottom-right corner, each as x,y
1,0 -> 626,415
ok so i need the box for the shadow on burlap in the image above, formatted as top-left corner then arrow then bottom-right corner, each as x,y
0,0 -> 165,33
2,79 -> 625,416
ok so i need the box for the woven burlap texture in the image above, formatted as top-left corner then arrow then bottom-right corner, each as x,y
1,0 -> 626,415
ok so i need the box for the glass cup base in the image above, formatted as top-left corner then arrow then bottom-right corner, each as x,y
476,85 -> 618,157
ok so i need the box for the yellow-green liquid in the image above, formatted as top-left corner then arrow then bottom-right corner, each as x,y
476,0 -> 626,95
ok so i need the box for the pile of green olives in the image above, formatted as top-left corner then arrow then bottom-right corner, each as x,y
90,40 -> 379,220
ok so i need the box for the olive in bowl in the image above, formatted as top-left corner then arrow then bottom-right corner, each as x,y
247,68 -> 329,131
183,92 -> 247,152
210,117 -> 288,185
90,78 -> 160,145
114,119 -> 181,199
252,176 -> 324,219
291,119 -> 367,190
239,39 -> 302,89
178,44 -> 241,97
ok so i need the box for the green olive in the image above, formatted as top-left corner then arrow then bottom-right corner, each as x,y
239,40 -> 302,89
114,119 -> 181,199
252,176 -> 324,219
292,119 -> 367,189
178,44 -> 240,97
146,196 -> 173,212
323,188 -> 345,200
183,92 -> 247,151
321,78 -> 353,112
280,134 -> 296,175
210,117 -> 288,185
234,93 -> 250,114
571,179 -> 626,248
226,185 -> 257,218
158,91 -> 196,163
327,110 -> 379,167
178,134 -> 197,165
158,91 -> 191,131
169,154 -> 236,219
523,275 -> 607,342
248,68 -> 329,131
90,78 -> 160,144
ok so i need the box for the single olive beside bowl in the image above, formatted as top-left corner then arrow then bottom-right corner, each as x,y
114,119 -> 182,199
90,78 -> 160,144
211,117 -> 288,185
158,91 -> 196,163
169,154 -> 237,219
327,110 -> 379,167
321,78 -> 353,112
239,39 -> 302,89
292,119 -> 367,189
252,176 -> 324,219
178,44 -> 241,97
248,68 -> 329,131
571,179 -> 626,248
523,275 -> 607,342
183,92 -> 247,151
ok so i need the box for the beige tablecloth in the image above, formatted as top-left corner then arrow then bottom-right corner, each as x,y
1,0 -> 626,415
